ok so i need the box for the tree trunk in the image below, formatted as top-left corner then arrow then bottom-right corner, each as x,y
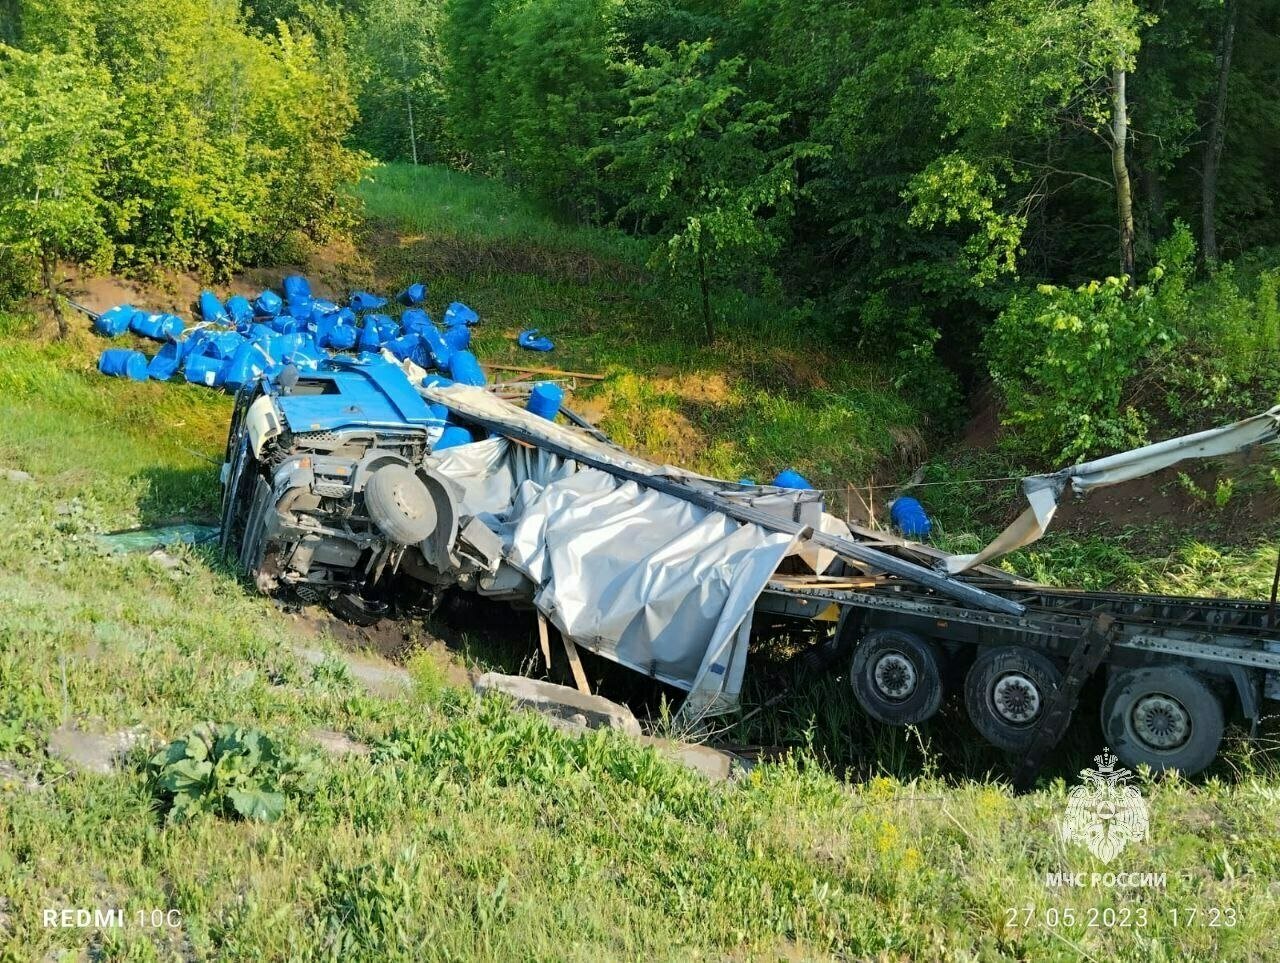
1110,66 -> 1136,282
1142,152 -> 1166,245
406,90 -> 418,166
40,249 -> 67,340
698,251 -> 714,344
1201,0 -> 1238,265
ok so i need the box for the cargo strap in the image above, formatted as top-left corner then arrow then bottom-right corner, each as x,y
1014,613 -> 1116,791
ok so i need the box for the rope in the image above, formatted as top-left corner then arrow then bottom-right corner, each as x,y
734,474 -> 1027,495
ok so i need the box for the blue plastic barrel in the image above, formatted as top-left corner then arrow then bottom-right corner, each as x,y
386,333 -> 424,364
772,469 -> 813,490
271,315 -> 308,335
443,301 -> 479,327
226,295 -> 254,327
185,352 -> 229,388
443,324 -> 471,352
357,321 -> 383,352
130,311 -> 185,341
286,296 -> 314,321
419,325 -> 451,369
517,329 -> 554,352
890,496 -> 932,539
448,350 -> 486,386
350,290 -> 386,312
527,382 -> 563,421
283,275 -> 311,302
98,348 -> 148,381
398,282 -> 428,306
201,330 -> 245,360
401,308 -> 433,335
147,341 -> 183,381
223,341 -> 270,389
94,304 -> 136,337
199,291 -> 229,325
326,324 -> 357,351
254,290 -> 282,318
434,425 -> 473,450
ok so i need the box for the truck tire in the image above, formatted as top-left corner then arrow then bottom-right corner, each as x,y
364,465 -> 437,545
965,646 -> 1065,752
850,629 -> 944,725
1101,666 -> 1224,777
329,590 -> 386,626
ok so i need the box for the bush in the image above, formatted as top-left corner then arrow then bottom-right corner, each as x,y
2,0 -> 368,286
986,272 -> 1172,463
148,723 -> 322,823
987,222 -> 1280,463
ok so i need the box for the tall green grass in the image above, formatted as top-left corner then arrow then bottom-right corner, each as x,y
358,162 -> 645,264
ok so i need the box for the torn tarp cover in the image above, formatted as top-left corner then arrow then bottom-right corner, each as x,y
426,435 -> 795,720
941,405 -> 1280,574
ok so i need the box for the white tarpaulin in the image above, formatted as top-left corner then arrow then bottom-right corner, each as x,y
427,434 -> 795,719
942,405 -> 1280,574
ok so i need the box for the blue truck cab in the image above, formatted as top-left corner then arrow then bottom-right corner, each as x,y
219,356 -> 508,623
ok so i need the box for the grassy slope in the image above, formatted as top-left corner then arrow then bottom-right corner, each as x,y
356,163 -> 927,488
0,164 -> 1278,960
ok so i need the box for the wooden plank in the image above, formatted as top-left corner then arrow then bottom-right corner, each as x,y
559,627 -> 592,695
486,363 -> 607,381
536,612 -> 553,670
769,574 -> 882,590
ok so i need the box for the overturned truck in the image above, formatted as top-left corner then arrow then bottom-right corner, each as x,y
220,356 -> 1280,780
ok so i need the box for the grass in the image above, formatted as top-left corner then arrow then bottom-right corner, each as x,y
1,165 -> 1280,959
357,162 -> 646,265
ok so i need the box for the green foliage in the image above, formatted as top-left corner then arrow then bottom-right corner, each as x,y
500,0 -> 622,215
986,226 -> 1198,462
419,0 -> 1280,408
0,46 -> 113,280
148,722 -> 322,823
987,218 -> 1280,463
606,41 -> 820,341
350,0 -> 449,164
2,0 -> 367,288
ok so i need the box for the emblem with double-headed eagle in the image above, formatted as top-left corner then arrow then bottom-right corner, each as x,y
1060,750 -> 1149,863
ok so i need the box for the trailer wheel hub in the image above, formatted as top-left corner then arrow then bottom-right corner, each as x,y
872,651 -> 917,701
1132,694 -> 1191,749
992,672 -> 1041,724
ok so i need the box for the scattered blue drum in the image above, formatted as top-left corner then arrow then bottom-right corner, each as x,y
772,468 -> 813,490
527,382 -> 563,421
98,348 -> 148,381
889,496 -> 932,539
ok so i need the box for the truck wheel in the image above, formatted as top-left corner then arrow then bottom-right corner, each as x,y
965,646 -> 1065,752
850,629 -> 944,725
1101,667 -> 1224,776
364,465 -> 437,545
329,590 -> 386,626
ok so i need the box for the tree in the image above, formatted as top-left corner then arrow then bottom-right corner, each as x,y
353,0 -> 448,164
605,41 -> 818,342
0,46 -> 112,336
918,0 -> 1146,282
1200,0 -> 1238,264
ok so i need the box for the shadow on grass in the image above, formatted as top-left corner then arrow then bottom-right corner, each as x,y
133,463 -> 222,527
